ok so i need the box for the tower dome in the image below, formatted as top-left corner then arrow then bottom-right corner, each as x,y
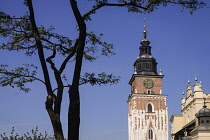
196,106 -> 210,118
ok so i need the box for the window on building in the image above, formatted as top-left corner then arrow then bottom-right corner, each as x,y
139,63 -> 141,70
147,103 -> 153,112
148,129 -> 153,140
147,89 -> 151,94
146,63 -> 150,69
141,48 -> 144,53
145,48 -> 148,53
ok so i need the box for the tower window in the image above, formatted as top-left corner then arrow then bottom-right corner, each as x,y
148,129 -> 153,140
141,48 -> 148,53
141,48 -> 143,53
146,63 -> 150,69
147,103 -> 153,112
139,63 -> 141,70
147,89 -> 151,94
145,48 -> 148,53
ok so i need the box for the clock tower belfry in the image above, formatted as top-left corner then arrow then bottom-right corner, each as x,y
128,26 -> 168,140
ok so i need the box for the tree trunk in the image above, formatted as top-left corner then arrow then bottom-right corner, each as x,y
68,86 -> 80,140
27,1 -> 65,139
46,96 -> 65,140
68,0 -> 86,140
48,114 -> 64,140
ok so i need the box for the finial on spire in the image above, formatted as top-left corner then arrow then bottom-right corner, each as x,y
143,17 -> 147,39
188,78 -> 190,85
195,75 -> 198,82
182,91 -> 185,96
203,98 -> 207,108
159,68 -> 162,75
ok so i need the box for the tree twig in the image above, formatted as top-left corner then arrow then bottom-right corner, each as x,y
83,2 -> 147,19
59,39 -> 78,74
0,71 -> 45,85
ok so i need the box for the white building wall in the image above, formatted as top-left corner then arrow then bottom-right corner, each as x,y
128,108 -> 168,140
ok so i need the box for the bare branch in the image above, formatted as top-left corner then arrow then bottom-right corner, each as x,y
27,0 -> 54,96
40,37 -> 72,54
59,39 -> 78,74
0,71 -> 45,85
79,72 -> 120,86
83,2 -> 147,19
52,85 -> 71,93
46,44 -> 58,73
83,0 -> 207,19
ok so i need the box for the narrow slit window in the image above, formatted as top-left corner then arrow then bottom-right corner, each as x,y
139,63 -> 141,70
146,63 -> 150,69
148,129 -> 153,140
145,48 -> 148,53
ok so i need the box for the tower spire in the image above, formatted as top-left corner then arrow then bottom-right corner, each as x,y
143,17 -> 147,40
134,19 -> 158,75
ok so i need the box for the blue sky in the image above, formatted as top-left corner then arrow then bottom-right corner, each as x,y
0,1 -> 210,140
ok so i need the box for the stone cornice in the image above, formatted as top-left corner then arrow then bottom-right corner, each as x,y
129,74 -> 164,85
127,93 -> 167,103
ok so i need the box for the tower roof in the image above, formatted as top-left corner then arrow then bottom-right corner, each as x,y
196,106 -> 210,118
196,98 -> 210,118
133,24 -> 158,76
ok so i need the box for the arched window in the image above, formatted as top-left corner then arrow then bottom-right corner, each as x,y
147,89 -> 151,94
147,103 -> 153,112
148,129 -> 153,140
146,63 -> 150,69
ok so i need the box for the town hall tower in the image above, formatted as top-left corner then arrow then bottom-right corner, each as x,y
128,26 -> 168,140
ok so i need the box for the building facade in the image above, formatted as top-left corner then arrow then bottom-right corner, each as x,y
170,80 -> 210,140
128,27 -> 168,140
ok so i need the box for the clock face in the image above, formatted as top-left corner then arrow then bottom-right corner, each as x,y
143,79 -> 154,89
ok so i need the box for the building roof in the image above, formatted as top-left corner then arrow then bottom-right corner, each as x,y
170,114 -> 183,122
195,106 -> 210,118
